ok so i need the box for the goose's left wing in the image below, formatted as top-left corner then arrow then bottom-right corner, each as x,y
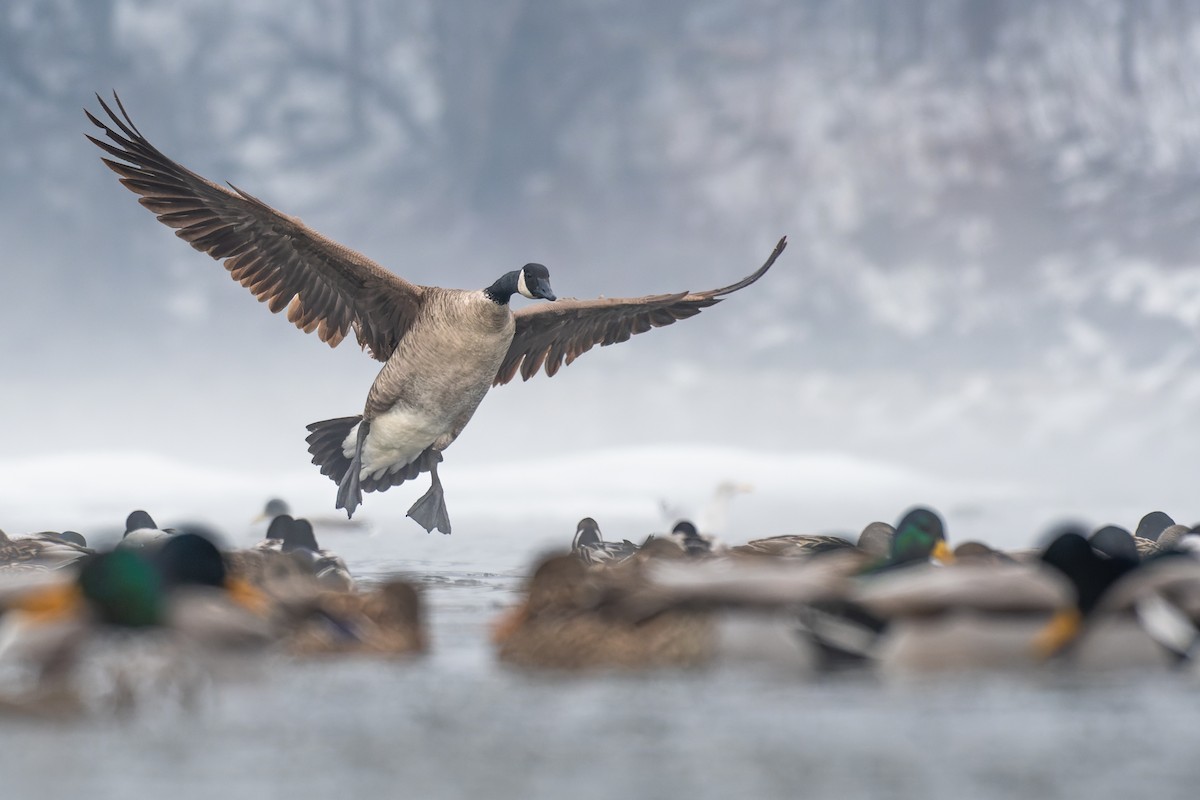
494,237 -> 787,385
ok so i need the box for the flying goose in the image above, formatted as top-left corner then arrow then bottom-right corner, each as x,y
86,93 -> 786,534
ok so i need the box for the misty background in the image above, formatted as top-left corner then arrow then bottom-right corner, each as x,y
2,0 -> 1198,544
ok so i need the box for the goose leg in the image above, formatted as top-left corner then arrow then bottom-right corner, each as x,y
406,458 -> 451,535
336,420 -> 370,519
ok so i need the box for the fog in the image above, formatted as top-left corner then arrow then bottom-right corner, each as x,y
3,1 -> 1199,546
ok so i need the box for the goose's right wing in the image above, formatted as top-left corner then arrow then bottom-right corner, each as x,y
86,93 -> 421,361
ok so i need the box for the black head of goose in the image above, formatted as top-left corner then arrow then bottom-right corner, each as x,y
87,93 -> 786,534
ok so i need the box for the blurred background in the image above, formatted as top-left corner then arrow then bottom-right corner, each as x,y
2,0 -> 1198,544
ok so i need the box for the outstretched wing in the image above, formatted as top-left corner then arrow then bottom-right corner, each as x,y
86,93 -> 422,361
494,237 -> 787,385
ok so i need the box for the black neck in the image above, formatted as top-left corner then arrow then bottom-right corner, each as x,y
484,271 -> 521,305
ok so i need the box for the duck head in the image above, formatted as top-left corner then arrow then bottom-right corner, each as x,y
573,518 -> 602,549
889,507 -> 953,566
1034,528 -> 1139,658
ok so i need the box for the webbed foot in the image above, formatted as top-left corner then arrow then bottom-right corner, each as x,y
335,420 -> 371,518
406,461 -> 451,534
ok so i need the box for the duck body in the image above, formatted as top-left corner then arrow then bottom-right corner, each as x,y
732,534 -> 854,559
571,518 -> 639,568
0,530 -> 91,571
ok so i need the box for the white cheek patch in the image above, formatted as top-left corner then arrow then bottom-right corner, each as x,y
517,269 -> 534,299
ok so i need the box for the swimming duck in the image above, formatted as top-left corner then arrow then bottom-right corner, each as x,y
0,536 -> 275,693
494,551 -> 855,671
731,532 -> 855,559
876,507 -> 955,570
730,521 -> 893,561
824,556 -> 1073,676
1135,511 -> 1176,543
254,497 -> 369,536
1090,524 -> 1160,560
791,508 -> 955,667
1157,524 -> 1200,553
492,554 -> 717,670
279,518 -> 354,592
283,579 -> 426,657
1034,530 -> 1200,668
0,528 -> 92,571
31,531 -> 89,548
571,518 -> 639,568
87,94 -> 787,533
664,520 -> 721,556
226,515 -> 353,592
116,510 -> 175,551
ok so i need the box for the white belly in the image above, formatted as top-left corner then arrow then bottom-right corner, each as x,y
342,406 -> 446,481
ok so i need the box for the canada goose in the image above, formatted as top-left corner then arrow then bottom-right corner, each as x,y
570,518 -> 639,568
87,94 -> 786,534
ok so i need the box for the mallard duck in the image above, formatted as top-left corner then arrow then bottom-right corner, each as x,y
1,535 -> 275,677
283,579 -> 426,657
664,520 -> 722,556
116,510 -> 175,551
731,532 -> 855,559
31,531 -> 89,548
0,529 -> 91,571
227,515 -> 353,592
570,518 -> 639,567
492,554 -> 717,670
730,521 -> 894,561
280,519 -> 354,592
1090,524 -> 1159,560
493,551 -> 856,671
87,94 -> 786,533
791,508 -> 957,667
254,497 -> 369,536
856,522 -> 894,559
953,541 -> 1016,564
1135,511 -> 1176,542
1158,524 -> 1200,553
876,507 -> 955,570
1034,529 -> 1200,669
834,555 -> 1070,676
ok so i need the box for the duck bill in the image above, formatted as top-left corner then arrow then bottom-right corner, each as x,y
1032,608 -> 1083,659
224,577 -> 271,615
931,540 -> 955,565
9,583 -> 83,623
